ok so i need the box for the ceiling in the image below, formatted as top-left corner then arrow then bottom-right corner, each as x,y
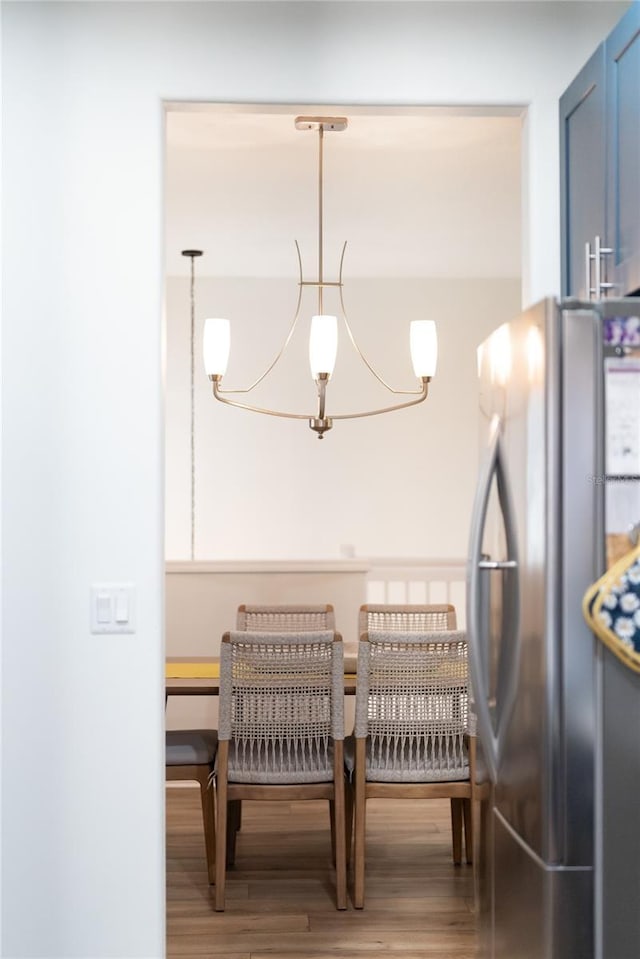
165,106 -> 522,280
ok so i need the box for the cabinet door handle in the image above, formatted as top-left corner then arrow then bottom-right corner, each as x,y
594,235 -> 614,297
585,241 -> 595,300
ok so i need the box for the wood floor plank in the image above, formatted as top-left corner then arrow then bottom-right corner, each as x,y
308,914 -> 476,933
167,899 -> 309,918
167,954 -> 251,959
166,931 -> 476,956
249,953 -> 474,959
247,878 -> 339,907
248,953 -> 475,959
167,896 -> 473,919
308,897 -> 474,917
169,914 -> 309,936
167,880 -> 249,902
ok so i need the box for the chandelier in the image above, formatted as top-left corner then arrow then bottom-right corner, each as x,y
202,116 -> 438,439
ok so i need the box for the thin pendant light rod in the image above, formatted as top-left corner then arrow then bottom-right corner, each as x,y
318,124 -> 324,316
182,249 -> 202,560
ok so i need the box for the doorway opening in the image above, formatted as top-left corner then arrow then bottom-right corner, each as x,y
163,101 -> 522,943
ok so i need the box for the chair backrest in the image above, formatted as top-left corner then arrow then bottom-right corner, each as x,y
219,630 -> 344,784
359,604 -> 456,636
237,604 -> 336,632
354,629 -> 471,783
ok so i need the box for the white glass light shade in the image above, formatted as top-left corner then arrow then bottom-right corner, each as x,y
410,320 -> 438,378
203,318 -> 230,377
489,323 -> 512,387
526,326 -> 544,384
309,315 -> 338,379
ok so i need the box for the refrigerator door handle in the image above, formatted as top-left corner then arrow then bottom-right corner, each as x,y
467,417 -> 520,783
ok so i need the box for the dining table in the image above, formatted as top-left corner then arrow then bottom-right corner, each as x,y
165,645 -> 359,697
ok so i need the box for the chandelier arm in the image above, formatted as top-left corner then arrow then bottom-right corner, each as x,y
329,379 -> 430,419
295,237 -> 304,283
339,284 -> 423,396
338,240 -> 347,285
214,250 -> 304,395
212,379 -> 313,420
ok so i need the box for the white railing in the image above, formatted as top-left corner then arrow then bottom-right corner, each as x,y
365,558 -> 467,629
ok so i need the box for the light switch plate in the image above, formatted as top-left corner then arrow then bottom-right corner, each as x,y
90,583 -> 136,634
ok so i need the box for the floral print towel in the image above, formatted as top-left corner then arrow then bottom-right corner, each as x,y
583,544 -> 640,673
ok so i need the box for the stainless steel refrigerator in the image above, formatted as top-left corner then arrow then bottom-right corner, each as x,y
467,297 -> 640,959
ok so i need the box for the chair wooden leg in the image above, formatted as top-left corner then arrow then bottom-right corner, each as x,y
215,743 -> 229,911
467,737 -> 477,869
450,797 -> 463,865
345,777 -> 354,869
198,771 -> 216,885
462,797 -> 473,865
354,737 -> 367,908
333,741 -> 347,910
233,798 -> 242,832
226,800 -> 239,866
329,800 -> 336,866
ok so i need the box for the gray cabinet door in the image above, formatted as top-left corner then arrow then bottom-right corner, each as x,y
560,46 -> 606,298
606,3 -> 640,296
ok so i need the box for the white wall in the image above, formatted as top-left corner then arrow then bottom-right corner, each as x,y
166,275 -> 521,560
1,2 -> 628,956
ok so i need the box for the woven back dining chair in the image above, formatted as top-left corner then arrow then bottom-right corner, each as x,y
233,605 -> 337,838
215,629 -> 347,911
359,603 -> 457,635
236,604 -> 336,631
353,605 -> 460,869
352,629 -> 475,908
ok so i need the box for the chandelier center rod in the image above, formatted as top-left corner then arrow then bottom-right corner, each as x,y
295,116 -> 348,314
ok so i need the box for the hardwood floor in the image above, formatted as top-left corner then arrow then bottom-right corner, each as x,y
166,787 -> 477,958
